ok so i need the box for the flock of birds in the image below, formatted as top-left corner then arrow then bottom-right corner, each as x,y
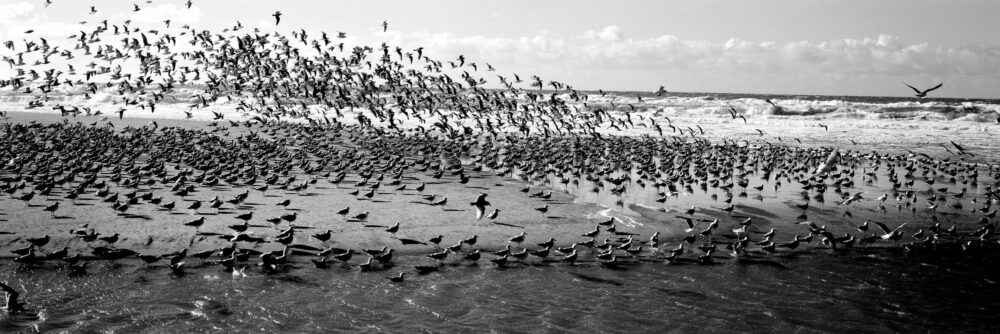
0,1 -> 997,291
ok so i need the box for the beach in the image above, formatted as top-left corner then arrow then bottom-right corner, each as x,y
1,2 -> 999,331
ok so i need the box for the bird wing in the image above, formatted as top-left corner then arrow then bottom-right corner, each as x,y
892,222 -> 908,233
951,141 -> 965,152
873,221 -> 891,234
474,204 -> 485,220
797,221 -> 819,230
904,83 -> 922,94
676,216 -> 695,229
476,193 -> 488,202
924,83 -> 943,93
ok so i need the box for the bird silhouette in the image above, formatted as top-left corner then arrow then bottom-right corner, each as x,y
904,82 -> 943,98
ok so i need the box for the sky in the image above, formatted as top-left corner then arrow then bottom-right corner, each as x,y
1,0 -> 999,98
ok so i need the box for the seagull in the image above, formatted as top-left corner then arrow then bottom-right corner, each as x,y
949,141 -> 972,156
272,11 -> 282,25
838,192 -> 864,206
508,232 -> 526,246
385,222 -> 400,235
387,272 -> 405,282
904,82 -> 943,98
470,193 -> 490,220
874,221 -> 908,240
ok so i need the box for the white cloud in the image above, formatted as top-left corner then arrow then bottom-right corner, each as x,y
375,27 -> 1000,79
352,26 -> 1000,96
0,2 -> 79,41
585,26 -> 624,42
0,1 -> 34,21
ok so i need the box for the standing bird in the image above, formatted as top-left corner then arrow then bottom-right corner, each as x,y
184,216 -> 206,229
470,193 -> 490,220
904,82 -> 943,98
27,235 -> 50,248
385,222 -> 400,236
508,232 -> 526,248
272,11 -> 282,25
44,202 -> 59,217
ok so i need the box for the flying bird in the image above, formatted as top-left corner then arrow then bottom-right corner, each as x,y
470,193 -> 490,220
904,82 -> 943,98
272,11 -> 282,25
655,86 -> 667,96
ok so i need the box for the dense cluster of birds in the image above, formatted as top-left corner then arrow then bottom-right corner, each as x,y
0,2 -> 998,285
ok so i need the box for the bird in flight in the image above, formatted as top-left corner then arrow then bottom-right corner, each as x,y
272,11 -> 282,25
382,21 -> 388,32
904,82 -> 943,98
470,193 -> 490,220
655,86 -> 667,96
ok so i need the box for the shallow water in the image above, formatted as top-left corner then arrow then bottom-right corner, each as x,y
3,248 -> 999,333
1,146 -> 997,333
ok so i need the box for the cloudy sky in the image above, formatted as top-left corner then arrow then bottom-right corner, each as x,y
2,0 -> 999,98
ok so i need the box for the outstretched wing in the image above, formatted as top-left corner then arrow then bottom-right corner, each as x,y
474,204 -> 485,220
676,216 -> 695,229
874,221 -> 892,234
797,221 -> 819,230
904,83 -> 922,94
950,140 -> 965,152
923,83 -> 943,93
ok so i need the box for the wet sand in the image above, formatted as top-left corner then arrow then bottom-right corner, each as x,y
0,111 -> 662,262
